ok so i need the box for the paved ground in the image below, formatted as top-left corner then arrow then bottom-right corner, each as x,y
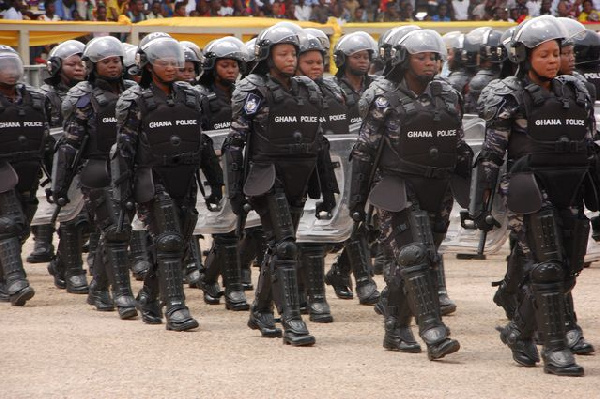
2,241 -> 599,398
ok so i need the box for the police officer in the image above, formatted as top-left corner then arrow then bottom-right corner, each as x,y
42,41 -> 94,295
351,29 -> 463,359
223,24 -> 337,346
446,32 -> 475,97
194,36 -> 249,311
464,28 -> 507,114
54,36 -> 139,319
113,34 -> 222,331
325,31 -> 381,306
0,46 -> 49,306
473,15 -> 591,376
178,41 -> 203,85
293,29 -> 344,323
28,40 -> 86,265
574,29 -> 600,97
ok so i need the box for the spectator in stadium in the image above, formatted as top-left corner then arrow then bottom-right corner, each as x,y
431,2 -> 452,20
38,0 -> 61,19
127,0 -> 147,20
578,0 -> 599,20
310,0 -> 331,23
146,1 -> 164,18
294,0 -> 311,19
106,0 -> 127,20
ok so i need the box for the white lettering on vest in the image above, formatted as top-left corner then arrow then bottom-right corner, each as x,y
101,117 -> 117,123
274,116 -> 297,123
407,131 -> 433,138
350,117 -> 362,124
213,121 -> 231,130
437,129 -> 456,137
535,119 -> 562,126
148,121 -> 173,128
300,116 -> 317,123
565,119 -> 585,126
0,122 -> 21,128
175,119 -> 197,126
329,114 -> 346,121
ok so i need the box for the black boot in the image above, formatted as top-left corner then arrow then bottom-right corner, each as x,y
435,255 -> 456,316
183,235 -> 202,288
59,222 -> 89,294
27,224 -> 55,263
383,306 -> 421,353
87,240 -> 113,311
325,251 -> 353,299
247,260 -> 282,337
157,254 -> 198,331
47,256 -> 66,290
0,237 -> 35,306
105,237 -> 138,320
241,267 -> 253,291
136,272 -> 162,324
273,260 -> 315,346
564,291 -> 595,355
400,245 -> 459,360
492,243 -> 524,319
128,229 -> 151,281
533,280 -> 583,377
0,279 -> 9,302
220,236 -> 249,311
372,241 -> 385,275
374,286 -> 387,316
302,244 -> 333,323
346,235 -> 380,305
86,228 -> 100,270
199,239 -> 223,305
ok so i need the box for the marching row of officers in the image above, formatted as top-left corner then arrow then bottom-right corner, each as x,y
1,15 -> 599,377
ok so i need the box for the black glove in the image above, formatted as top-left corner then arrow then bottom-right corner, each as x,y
474,212 -> 501,232
206,185 -> 223,211
591,215 -> 600,242
315,192 -> 336,218
350,205 -> 366,224
230,194 -> 248,215
51,190 -> 69,206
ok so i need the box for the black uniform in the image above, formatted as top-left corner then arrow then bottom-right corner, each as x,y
0,83 -> 50,305
114,81 -> 222,331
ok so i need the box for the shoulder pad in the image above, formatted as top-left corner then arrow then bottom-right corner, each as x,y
193,84 -> 212,96
115,85 -> 141,126
238,74 -> 266,91
293,75 -> 319,91
232,85 -> 262,117
554,74 -> 592,103
468,71 -> 495,93
61,81 -> 93,121
320,76 -> 344,98
123,79 -> 138,90
359,78 -> 396,119
478,77 -> 521,121
173,80 -> 193,91
39,83 -> 53,95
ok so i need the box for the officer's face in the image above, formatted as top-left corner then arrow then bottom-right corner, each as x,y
530,40 -> 560,80
178,61 -> 197,82
95,56 -> 123,79
271,44 -> 297,76
346,50 -> 370,75
215,58 -> 240,83
298,50 -> 324,80
61,54 -> 85,82
152,57 -> 180,83
0,58 -> 22,86
408,52 -> 438,78
560,45 -> 575,76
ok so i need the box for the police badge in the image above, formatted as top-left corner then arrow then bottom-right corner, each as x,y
244,93 -> 261,115
375,96 -> 388,108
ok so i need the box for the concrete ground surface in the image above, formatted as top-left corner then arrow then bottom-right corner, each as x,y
1,241 -> 599,399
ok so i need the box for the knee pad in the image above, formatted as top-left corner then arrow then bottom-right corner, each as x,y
530,261 -> 564,284
155,232 -> 184,254
397,243 -> 428,269
274,240 -> 297,260
525,208 -> 562,263
0,216 -> 26,240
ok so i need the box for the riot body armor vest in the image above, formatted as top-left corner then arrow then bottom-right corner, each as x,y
200,84 -> 233,131
508,76 -> 591,208
317,78 -> 349,135
577,64 -> 600,100
84,87 -> 120,161
379,79 -> 461,211
0,85 -> 46,191
41,83 -> 68,128
447,69 -> 473,95
137,83 -> 203,199
337,75 -> 375,125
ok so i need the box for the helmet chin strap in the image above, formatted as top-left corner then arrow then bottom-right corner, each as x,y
267,58 -> 294,78
348,66 -> 366,76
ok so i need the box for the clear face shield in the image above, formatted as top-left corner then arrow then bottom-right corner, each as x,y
0,54 -> 24,86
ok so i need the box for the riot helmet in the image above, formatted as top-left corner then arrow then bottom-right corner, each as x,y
479,29 -> 507,64
574,29 -> 600,67
379,25 -> 421,65
333,31 -> 376,77
303,28 -> 330,52
122,43 -> 139,79
462,27 -> 492,68
253,24 -> 300,75
82,36 -> 124,82
442,31 -> 464,70
507,15 -> 567,64
299,29 -> 327,56
297,29 -> 327,80
557,17 -> 586,46
0,46 -> 24,87
45,40 -> 85,85
199,37 -> 246,86
138,35 -> 184,87
244,38 -> 257,76
385,29 -> 446,82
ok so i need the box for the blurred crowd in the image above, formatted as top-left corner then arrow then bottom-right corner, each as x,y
3,0 -> 600,24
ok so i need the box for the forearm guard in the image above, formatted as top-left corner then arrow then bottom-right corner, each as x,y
455,141 -> 474,179
317,137 -> 340,197
349,156 -> 373,213
50,142 -> 77,201
200,134 -> 224,191
110,146 -> 133,205
468,152 -> 501,218
223,137 -> 245,200
43,135 -> 57,178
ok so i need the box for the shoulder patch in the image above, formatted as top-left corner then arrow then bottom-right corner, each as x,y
244,93 -> 261,115
375,96 -> 389,108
